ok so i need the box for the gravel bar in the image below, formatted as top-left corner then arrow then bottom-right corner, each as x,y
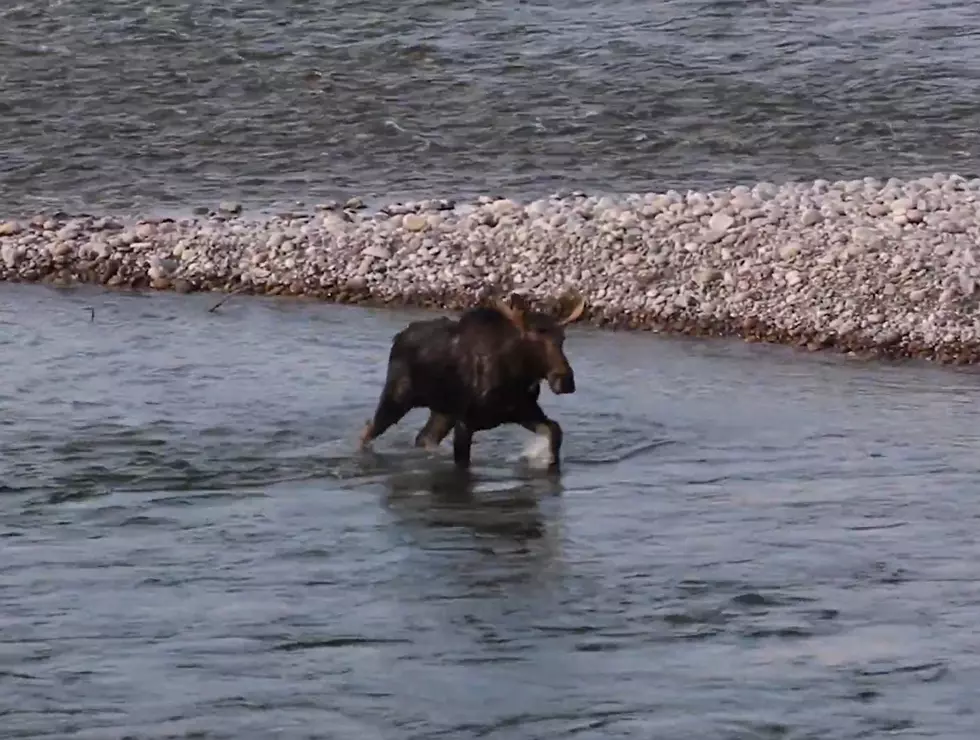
4,174 -> 980,364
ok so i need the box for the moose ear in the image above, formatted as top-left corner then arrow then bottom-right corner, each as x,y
494,292 -> 529,333
557,291 -> 586,326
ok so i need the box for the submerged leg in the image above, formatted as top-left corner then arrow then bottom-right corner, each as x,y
452,421 -> 474,468
414,411 -> 454,450
518,402 -> 563,474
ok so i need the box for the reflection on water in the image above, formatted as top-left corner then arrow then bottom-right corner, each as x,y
382,463 -> 563,542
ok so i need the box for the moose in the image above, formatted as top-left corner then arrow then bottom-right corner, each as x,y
357,291 -> 587,472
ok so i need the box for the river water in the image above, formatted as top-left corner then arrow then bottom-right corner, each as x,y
3,0 -> 980,215
5,0 -> 980,736
2,283 -> 980,738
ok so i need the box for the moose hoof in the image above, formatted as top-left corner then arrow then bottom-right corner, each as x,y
357,423 -> 375,451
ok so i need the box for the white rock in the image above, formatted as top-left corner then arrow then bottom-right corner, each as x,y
490,199 -> 521,215
766,206 -> 784,222
696,268 -> 721,286
84,239 -> 110,259
800,208 -> 822,226
321,213 -> 349,232
1,244 -> 19,267
148,257 -> 178,278
778,243 -> 801,260
708,212 -> 734,232
891,198 -> 912,214
57,224 -> 81,240
731,195 -> 756,211
362,245 -> 390,260
403,214 -> 428,232
958,271 -> 976,296
850,227 -> 884,250
700,229 -> 726,245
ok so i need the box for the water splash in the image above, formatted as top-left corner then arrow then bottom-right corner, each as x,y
519,432 -> 555,470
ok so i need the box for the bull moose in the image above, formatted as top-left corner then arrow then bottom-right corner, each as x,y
357,291 -> 587,472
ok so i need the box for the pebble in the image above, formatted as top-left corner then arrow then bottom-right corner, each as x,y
800,208 -> 822,226
362,245 -> 390,260
778,243 -> 801,260
701,228 -> 726,245
851,227 -> 885,250
402,214 -> 428,232
708,212 -> 734,232
696,268 -> 721,286
2,244 -> 19,268
4,174 -> 980,363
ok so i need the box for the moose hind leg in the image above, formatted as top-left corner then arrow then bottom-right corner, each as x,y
414,411 -> 454,450
359,387 -> 413,450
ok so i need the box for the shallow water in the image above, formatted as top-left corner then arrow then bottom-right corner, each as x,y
3,283 -> 980,738
3,0 -> 980,215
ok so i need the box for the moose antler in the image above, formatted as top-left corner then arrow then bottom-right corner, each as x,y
557,290 -> 586,326
494,291 -> 530,332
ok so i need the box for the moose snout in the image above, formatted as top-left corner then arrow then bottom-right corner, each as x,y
547,369 -> 576,395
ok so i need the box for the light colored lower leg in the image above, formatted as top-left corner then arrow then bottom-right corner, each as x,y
357,421 -> 374,450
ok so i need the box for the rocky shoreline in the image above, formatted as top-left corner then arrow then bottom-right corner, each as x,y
4,174 -> 980,365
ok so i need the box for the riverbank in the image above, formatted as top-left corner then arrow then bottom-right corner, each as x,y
4,174 -> 980,364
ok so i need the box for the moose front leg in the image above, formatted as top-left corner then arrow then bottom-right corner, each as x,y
518,402 -> 563,474
452,421 -> 474,468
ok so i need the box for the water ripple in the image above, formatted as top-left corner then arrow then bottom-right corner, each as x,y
3,0 -> 980,214
2,284 -> 980,736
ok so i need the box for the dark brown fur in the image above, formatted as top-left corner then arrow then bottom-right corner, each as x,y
358,292 -> 586,471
